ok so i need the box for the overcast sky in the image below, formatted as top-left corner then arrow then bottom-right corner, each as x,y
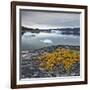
20,10 -> 80,29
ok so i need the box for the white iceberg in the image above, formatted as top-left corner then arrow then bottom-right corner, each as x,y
40,39 -> 53,44
23,32 -> 36,37
51,30 -> 62,34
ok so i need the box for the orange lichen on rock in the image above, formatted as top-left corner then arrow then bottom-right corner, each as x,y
39,48 -> 80,72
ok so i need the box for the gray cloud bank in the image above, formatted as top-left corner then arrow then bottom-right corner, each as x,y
21,10 -> 80,29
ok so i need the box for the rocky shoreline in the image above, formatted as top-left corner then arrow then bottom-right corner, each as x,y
20,45 -> 80,79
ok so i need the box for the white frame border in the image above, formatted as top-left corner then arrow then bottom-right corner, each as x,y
16,6 -> 85,85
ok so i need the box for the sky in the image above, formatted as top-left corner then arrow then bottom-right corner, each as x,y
20,10 -> 80,29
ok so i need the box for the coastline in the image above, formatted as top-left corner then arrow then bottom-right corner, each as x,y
20,45 -> 80,79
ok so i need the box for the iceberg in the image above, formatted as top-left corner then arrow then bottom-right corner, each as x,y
40,39 -> 53,44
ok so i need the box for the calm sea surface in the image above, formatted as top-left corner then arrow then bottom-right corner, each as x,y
21,31 -> 80,51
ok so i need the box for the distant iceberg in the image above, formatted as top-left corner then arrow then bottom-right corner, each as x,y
40,39 -> 53,44
23,32 -> 36,37
51,30 -> 62,34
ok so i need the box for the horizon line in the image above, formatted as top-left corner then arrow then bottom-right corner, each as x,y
21,25 -> 80,29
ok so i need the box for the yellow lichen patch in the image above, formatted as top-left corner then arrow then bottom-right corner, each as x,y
39,48 -> 80,72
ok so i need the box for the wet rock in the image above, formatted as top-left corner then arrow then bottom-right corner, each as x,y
71,62 -> 80,76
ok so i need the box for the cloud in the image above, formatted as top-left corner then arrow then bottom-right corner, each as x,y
21,10 -> 80,29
